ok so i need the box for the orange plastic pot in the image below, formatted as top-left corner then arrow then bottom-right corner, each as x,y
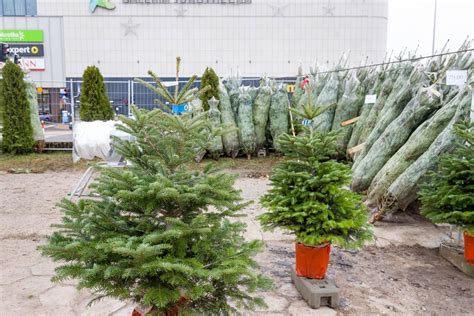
295,242 -> 331,279
464,232 -> 474,264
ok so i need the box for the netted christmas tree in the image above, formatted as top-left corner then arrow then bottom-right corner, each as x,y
40,64 -> 271,315
258,99 -> 372,247
420,123 -> 474,233
0,61 -> 35,154
79,65 -> 114,121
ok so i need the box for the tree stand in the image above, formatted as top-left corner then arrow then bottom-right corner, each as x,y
291,266 -> 339,309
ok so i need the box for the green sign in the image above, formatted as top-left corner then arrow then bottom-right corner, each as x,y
0,30 -> 44,43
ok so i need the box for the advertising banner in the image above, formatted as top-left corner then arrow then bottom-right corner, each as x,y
0,30 -> 44,43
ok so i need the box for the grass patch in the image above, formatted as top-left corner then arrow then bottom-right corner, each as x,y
192,155 -> 283,175
0,152 -> 90,173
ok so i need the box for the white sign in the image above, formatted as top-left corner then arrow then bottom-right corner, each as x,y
446,70 -> 467,86
19,58 -> 45,71
365,94 -> 377,104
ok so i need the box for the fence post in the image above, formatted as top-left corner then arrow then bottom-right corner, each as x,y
69,79 -> 75,123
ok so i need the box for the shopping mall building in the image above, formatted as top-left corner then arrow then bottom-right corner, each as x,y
0,0 -> 388,120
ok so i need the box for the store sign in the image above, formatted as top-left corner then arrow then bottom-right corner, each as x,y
0,30 -> 43,43
19,58 -> 45,71
122,0 -> 252,4
89,0 -> 116,13
7,44 -> 44,57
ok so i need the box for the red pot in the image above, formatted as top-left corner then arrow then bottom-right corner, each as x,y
295,242 -> 331,279
132,297 -> 188,316
464,232 -> 474,264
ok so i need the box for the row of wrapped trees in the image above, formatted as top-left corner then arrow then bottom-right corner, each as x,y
292,40 -> 473,218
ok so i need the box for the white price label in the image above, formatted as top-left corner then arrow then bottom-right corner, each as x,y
302,119 -> 312,126
446,70 -> 467,86
365,94 -> 377,104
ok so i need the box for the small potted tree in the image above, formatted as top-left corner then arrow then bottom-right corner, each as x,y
420,123 -> 474,264
258,96 -> 373,279
40,61 -> 272,315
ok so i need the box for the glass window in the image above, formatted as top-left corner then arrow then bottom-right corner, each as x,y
2,0 -> 15,16
26,0 -> 37,16
15,0 -> 26,16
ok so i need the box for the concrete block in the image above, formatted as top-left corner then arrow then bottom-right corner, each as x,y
440,243 -> 474,278
290,266 -> 339,309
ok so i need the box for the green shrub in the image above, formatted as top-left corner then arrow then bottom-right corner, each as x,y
0,61 -> 35,154
200,67 -> 220,111
420,123 -> 474,234
79,66 -> 114,121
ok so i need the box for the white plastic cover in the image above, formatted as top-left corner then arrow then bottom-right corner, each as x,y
72,120 -> 132,163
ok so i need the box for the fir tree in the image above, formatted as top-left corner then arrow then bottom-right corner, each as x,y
200,67 -> 220,111
79,66 -> 114,121
0,61 -> 35,154
258,97 -> 372,247
420,123 -> 474,233
40,65 -> 271,315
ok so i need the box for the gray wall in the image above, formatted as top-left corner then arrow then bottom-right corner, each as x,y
31,0 -> 387,78
0,16 -> 66,87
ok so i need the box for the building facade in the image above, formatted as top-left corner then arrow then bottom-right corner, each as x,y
1,0 -> 388,120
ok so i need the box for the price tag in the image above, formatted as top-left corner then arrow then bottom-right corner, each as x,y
365,94 -> 377,104
302,119 -> 312,126
446,70 -> 467,86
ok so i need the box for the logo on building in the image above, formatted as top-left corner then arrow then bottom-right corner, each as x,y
89,0 -> 116,13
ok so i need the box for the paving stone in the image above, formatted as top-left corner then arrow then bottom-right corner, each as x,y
30,260 -> 57,276
288,300 -> 338,316
278,283 -> 301,298
77,297 -> 127,316
0,266 -> 31,285
11,276 -> 53,296
39,285 -> 77,307
254,292 -> 289,312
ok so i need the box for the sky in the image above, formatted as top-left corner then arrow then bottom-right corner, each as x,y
387,0 -> 474,56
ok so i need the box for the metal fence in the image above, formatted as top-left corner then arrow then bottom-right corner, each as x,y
34,77 -> 296,124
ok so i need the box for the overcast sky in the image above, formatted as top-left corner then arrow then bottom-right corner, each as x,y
387,0 -> 473,56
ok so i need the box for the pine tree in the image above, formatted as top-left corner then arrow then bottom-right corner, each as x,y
0,61 -> 35,154
40,64 -> 271,315
200,67 -> 220,111
258,96 -> 372,247
79,66 -> 114,121
420,123 -> 474,233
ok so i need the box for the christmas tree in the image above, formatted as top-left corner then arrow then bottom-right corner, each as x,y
0,61 -> 35,154
200,67 -> 220,111
258,97 -> 372,247
40,63 -> 271,315
420,123 -> 474,233
79,65 -> 114,121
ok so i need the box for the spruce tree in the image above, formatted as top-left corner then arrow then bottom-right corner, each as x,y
0,61 -> 35,154
79,66 -> 114,121
40,66 -> 271,315
420,123 -> 474,233
258,98 -> 372,247
200,67 -> 220,111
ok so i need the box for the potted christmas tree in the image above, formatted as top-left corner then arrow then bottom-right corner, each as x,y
420,123 -> 474,264
40,61 -> 271,315
258,96 -> 373,279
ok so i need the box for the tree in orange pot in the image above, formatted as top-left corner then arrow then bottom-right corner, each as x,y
258,96 -> 373,279
420,122 -> 474,264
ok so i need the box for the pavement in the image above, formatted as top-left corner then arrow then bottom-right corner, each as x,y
44,124 -> 73,143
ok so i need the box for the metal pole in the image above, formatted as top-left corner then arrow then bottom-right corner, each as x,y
127,80 -> 132,118
432,0 -> 438,55
70,79 -> 75,124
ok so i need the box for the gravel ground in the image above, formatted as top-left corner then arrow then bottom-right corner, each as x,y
0,170 -> 472,315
